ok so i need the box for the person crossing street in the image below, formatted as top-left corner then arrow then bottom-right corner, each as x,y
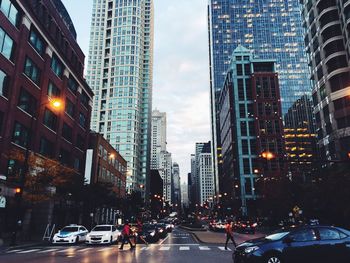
224,220 -> 237,250
119,221 -> 135,250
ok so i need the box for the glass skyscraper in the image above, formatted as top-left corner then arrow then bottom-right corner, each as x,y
87,0 -> 154,195
208,0 -> 312,188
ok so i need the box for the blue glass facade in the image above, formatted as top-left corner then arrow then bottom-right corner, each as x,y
209,0 -> 312,114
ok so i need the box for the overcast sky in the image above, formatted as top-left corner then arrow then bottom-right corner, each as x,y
62,0 -> 211,183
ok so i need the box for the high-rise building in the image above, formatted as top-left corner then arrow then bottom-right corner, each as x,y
86,0 -> 154,195
284,95 -> 318,181
218,46 -> 285,215
151,110 -> 166,169
181,181 -> 189,208
171,162 -> 181,206
160,151 -> 172,202
208,0 -> 312,192
198,143 -> 214,206
300,0 -> 350,161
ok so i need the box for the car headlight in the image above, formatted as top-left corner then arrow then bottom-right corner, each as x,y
244,246 -> 259,254
150,231 -> 155,236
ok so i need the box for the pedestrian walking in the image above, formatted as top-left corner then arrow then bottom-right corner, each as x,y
119,221 -> 135,250
225,220 -> 237,250
135,219 -> 148,246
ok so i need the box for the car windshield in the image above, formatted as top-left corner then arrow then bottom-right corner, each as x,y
265,232 -> 290,241
61,227 -> 79,232
92,226 -> 111,232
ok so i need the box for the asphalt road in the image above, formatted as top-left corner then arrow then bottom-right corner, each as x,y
0,228 -> 234,263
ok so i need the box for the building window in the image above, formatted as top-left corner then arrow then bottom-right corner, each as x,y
59,148 -> 70,166
39,137 -> 53,157
80,91 -> 89,108
0,27 -> 15,61
29,28 -> 45,56
47,81 -> 60,98
0,0 -> 20,27
18,88 -> 37,116
12,122 -> 29,147
62,122 -> 72,142
68,76 -> 78,94
43,108 -> 57,131
243,158 -> 250,174
65,98 -> 75,118
79,112 -> 86,128
76,134 -> 84,150
24,57 -> 41,85
74,158 -> 82,172
0,69 -> 10,98
51,54 -> 63,78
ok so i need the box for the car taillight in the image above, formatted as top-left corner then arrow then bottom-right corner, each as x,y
242,224 -> 246,227
252,223 -> 257,227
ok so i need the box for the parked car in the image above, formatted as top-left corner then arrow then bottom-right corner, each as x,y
86,225 -> 121,245
232,225 -> 350,263
139,224 -> 160,243
234,217 -> 257,234
52,225 -> 88,244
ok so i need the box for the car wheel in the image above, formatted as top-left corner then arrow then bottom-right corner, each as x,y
266,255 -> 282,263
75,236 -> 79,244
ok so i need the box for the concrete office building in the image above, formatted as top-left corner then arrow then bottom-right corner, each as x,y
300,0 -> 350,161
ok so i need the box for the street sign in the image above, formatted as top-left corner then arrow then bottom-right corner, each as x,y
0,196 -> 6,208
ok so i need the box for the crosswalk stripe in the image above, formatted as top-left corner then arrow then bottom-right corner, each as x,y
179,246 -> 190,251
58,248 -> 76,253
6,249 -> 23,253
218,246 -> 231,251
140,247 -> 150,251
17,249 -> 40,254
159,246 -> 170,251
38,248 -> 59,253
199,246 -> 210,251
97,247 -> 112,252
77,248 -> 93,252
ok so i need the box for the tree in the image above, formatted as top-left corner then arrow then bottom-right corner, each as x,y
7,149 -> 80,203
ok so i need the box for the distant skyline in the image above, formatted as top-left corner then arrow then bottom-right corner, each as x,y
62,0 -> 211,183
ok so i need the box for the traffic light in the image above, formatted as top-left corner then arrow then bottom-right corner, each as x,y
348,152 -> 350,159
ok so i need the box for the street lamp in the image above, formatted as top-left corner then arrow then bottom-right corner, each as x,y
13,97 -> 62,245
261,151 -> 275,160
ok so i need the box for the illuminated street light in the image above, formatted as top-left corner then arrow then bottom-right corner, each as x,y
253,168 -> 260,174
261,151 -> 275,160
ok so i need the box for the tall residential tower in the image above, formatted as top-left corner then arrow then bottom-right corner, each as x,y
86,0 -> 154,195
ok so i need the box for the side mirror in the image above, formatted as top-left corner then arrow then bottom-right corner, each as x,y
283,236 -> 293,244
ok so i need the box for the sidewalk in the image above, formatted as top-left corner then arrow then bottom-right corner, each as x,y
189,230 -> 265,244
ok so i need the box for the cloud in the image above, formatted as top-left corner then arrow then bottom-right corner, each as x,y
153,0 -> 211,182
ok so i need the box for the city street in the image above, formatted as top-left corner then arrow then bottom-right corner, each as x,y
0,228 -> 250,263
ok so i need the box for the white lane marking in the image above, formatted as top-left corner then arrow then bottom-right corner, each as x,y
179,246 -> 190,251
6,249 -> 23,253
199,246 -> 210,251
58,248 -> 77,253
17,249 -> 40,254
159,235 -> 170,245
77,248 -> 93,252
97,247 -> 113,252
38,248 -> 59,253
140,247 -> 150,251
218,246 -> 231,251
159,246 -> 170,251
